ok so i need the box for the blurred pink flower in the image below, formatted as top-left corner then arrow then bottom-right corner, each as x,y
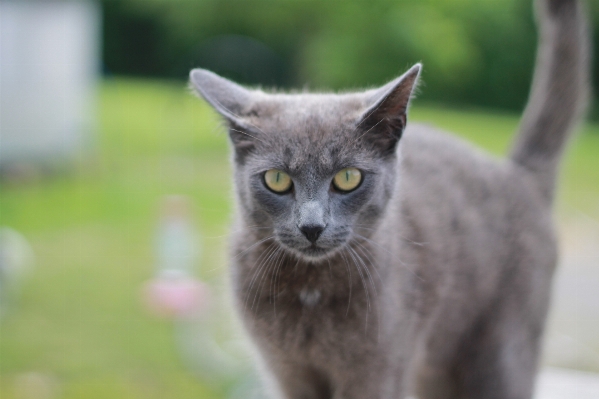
141,272 -> 210,319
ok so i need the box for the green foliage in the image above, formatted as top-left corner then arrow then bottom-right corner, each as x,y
101,0 -> 598,117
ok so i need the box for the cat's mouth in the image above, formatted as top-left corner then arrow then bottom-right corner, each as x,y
275,231 -> 349,260
290,242 -> 341,261
304,244 -> 331,256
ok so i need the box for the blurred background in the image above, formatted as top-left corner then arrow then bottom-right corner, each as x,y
1,0 -> 598,398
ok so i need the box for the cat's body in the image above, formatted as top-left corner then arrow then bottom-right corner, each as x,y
229,124 -> 555,399
190,0 -> 590,398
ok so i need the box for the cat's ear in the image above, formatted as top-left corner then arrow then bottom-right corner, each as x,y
189,69 -> 259,156
357,64 -> 421,155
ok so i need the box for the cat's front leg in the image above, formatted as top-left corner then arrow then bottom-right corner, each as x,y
330,365 -> 407,399
262,354 -> 404,399
261,358 -> 334,399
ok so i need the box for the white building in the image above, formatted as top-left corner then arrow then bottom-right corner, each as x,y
0,0 -> 100,168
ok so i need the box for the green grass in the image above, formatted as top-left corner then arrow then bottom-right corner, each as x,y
1,78 -> 598,398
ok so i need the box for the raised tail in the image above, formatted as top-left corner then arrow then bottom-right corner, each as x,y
510,0 -> 591,201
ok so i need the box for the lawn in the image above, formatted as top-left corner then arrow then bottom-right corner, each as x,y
1,79 -> 598,399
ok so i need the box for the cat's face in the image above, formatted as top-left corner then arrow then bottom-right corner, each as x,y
231,98 -> 397,260
190,66 -> 420,261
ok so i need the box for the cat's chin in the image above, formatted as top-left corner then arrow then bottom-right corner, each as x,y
301,246 -> 335,260
282,242 -> 340,262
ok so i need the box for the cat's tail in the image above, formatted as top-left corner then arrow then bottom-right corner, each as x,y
510,0 -> 590,201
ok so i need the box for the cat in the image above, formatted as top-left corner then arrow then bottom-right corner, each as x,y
189,0 -> 589,397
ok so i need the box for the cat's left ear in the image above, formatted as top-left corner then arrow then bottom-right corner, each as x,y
358,64 -> 421,155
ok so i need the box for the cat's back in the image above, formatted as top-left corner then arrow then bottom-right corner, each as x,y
396,123 -> 556,283
400,122 -> 545,211
400,122 -> 518,210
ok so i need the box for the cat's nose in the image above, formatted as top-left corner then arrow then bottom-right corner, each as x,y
299,224 -> 325,243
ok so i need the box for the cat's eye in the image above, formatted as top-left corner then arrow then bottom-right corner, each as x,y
333,168 -> 362,192
264,169 -> 293,193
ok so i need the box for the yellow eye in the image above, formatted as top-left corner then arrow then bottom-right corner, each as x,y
333,168 -> 362,192
264,169 -> 292,193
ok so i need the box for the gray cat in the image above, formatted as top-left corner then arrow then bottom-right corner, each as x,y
189,0 -> 590,398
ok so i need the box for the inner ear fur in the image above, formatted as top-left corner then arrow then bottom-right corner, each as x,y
358,64 -> 421,155
227,120 -> 260,161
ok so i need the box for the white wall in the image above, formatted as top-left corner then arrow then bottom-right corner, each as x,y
0,0 -> 100,166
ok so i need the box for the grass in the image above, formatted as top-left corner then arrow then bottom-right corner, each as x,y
1,78 -> 598,398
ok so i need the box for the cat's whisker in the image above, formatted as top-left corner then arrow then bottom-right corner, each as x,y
353,233 -> 424,282
352,241 -> 384,286
348,95 -> 387,137
352,224 -> 376,231
248,260 -> 272,312
350,249 -> 376,315
403,238 -> 427,247
354,118 -> 385,143
344,248 -> 372,333
326,257 -> 333,280
292,256 -> 301,278
354,224 -> 427,247
228,127 -> 265,143
338,250 -> 353,317
242,242 -> 275,310
349,245 -> 380,298
243,242 -> 278,314
348,246 -> 381,341
255,246 -> 285,310
346,246 -> 371,311
269,248 -> 286,307
272,250 -> 289,318
352,233 -> 393,257
345,249 -> 370,311
233,235 -> 275,261
268,251 -> 278,305
251,246 -> 284,312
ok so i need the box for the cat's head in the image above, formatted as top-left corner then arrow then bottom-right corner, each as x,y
190,65 -> 420,261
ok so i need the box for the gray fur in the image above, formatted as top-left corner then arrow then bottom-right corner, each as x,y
189,0 -> 590,398
510,0 -> 590,201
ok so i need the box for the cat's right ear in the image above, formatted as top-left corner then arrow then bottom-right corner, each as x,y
189,69 -> 259,156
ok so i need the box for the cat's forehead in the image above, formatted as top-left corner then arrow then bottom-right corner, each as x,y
245,108 -> 374,175
248,92 -> 367,137
244,93 -> 373,174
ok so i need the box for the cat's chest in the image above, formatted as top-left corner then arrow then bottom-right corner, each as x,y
235,248 -> 381,355
254,284 -> 335,322
299,287 -> 322,307
245,282 -> 377,359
